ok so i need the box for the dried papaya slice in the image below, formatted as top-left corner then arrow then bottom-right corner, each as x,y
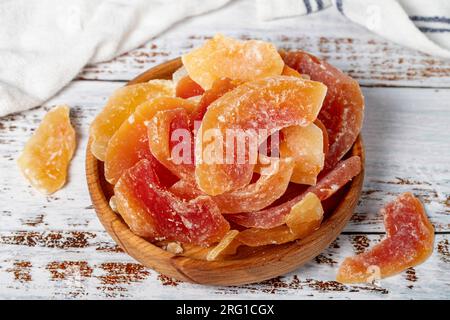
182,34 -> 284,90
280,123 -> 324,185
236,192 -> 324,246
314,118 -> 329,155
104,97 -> 196,185
228,155 -> 361,229
282,51 -> 364,169
206,230 -> 240,261
17,105 -> 76,195
337,193 -> 434,283
195,76 -> 327,196
90,80 -> 174,161
147,108 -> 195,181
175,75 -> 204,99
114,159 -> 230,246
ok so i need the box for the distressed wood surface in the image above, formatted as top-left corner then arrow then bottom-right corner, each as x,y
1,1 -> 449,299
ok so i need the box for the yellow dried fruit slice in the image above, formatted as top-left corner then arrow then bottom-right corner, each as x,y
17,105 -> 76,194
89,80 -> 174,161
182,34 -> 284,89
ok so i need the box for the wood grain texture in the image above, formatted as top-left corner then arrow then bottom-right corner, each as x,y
1,1 -> 449,297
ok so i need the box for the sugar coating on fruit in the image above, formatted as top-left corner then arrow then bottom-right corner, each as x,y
104,97 -> 195,185
283,51 -> 364,169
114,159 -> 230,246
195,76 -> 327,196
280,124 -> 324,185
17,105 -> 76,195
337,193 -> 434,283
90,80 -> 175,161
228,156 -> 361,229
182,34 -> 284,90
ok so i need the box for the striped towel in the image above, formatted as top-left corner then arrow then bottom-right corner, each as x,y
259,0 -> 450,59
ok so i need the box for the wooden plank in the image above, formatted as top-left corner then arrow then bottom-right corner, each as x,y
76,8 -> 450,87
1,81 -> 448,233
0,232 -> 448,299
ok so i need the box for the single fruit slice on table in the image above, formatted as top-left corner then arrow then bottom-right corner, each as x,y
228,155 -> 361,229
90,80 -> 174,161
182,34 -> 284,90
337,193 -> 434,283
114,159 -> 230,246
280,123 -> 324,185
282,50 -> 364,170
104,97 -> 195,185
17,105 -> 76,194
195,76 -> 327,196
147,108 -> 195,181
236,192 -> 324,246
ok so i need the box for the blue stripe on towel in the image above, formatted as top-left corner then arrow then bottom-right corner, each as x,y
304,0 -> 312,14
336,0 -> 344,14
316,0 -> 324,10
418,26 -> 450,33
410,16 -> 450,24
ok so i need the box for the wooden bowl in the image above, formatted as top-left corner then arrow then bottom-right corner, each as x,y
86,57 -> 365,286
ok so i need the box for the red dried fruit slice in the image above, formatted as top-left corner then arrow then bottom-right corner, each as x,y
147,108 -> 195,181
195,76 -> 327,196
280,123 -> 324,185
236,192 -> 324,246
171,157 -> 295,213
114,159 -> 230,246
90,80 -> 174,161
176,75 -> 204,99
337,193 -> 434,283
104,97 -> 196,185
282,51 -> 364,169
182,34 -> 284,89
228,155 -> 361,229
17,105 -> 76,194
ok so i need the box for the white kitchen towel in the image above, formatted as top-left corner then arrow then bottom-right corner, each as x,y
259,0 -> 450,59
0,0 -> 230,117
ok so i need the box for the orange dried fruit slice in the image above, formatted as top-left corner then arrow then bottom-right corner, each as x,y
337,193 -> 434,283
236,192 -> 324,246
228,155 -> 361,229
114,159 -> 230,246
282,51 -> 364,169
176,75 -> 204,99
104,97 -> 196,185
182,34 -> 284,89
147,108 -> 195,181
195,76 -> 327,196
170,156 -> 295,214
280,124 -> 324,185
17,105 -> 76,194
314,118 -> 329,155
90,80 -> 175,161
206,230 -> 240,261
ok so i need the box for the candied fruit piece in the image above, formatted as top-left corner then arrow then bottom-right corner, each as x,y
206,230 -> 240,261
337,193 -> 434,283
17,105 -> 76,194
314,119 -> 329,155
176,75 -> 204,99
280,123 -> 324,185
171,156 -> 294,213
147,108 -> 195,181
283,51 -> 364,169
195,76 -> 327,196
182,34 -> 284,89
236,193 -> 323,246
90,80 -> 174,161
228,156 -> 361,229
104,97 -> 196,185
114,159 -> 230,246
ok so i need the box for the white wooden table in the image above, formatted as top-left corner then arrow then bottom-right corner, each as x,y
1,2 -> 449,299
